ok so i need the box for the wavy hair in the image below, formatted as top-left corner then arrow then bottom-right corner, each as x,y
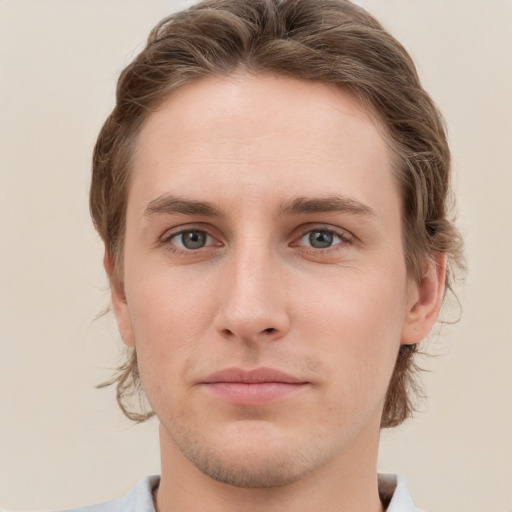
91,0 -> 464,427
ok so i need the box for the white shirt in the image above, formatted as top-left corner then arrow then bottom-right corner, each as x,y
379,474 -> 421,512
42,473 -> 420,512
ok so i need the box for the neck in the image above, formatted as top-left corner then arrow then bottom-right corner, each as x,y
155,424 -> 385,512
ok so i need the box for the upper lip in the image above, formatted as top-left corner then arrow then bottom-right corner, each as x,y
201,367 -> 307,384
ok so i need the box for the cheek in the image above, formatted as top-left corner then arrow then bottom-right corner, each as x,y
127,261 -> 215,339
297,262 -> 407,332
124,267 -> 217,394
294,267 -> 407,387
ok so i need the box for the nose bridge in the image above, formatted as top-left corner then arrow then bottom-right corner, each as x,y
233,236 -> 269,295
216,233 -> 289,341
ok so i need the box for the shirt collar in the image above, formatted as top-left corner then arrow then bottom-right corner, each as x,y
127,473 -> 420,512
379,473 -> 421,512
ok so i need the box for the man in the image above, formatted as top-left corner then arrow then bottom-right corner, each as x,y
69,0 -> 463,510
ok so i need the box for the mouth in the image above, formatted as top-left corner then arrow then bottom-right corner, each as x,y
200,367 -> 309,406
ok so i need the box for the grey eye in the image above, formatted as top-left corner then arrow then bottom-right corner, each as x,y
308,230 -> 335,248
176,230 -> 208,249
296,229 -> 344,249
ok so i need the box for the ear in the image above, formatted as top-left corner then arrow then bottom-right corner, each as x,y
401,253 -> 446,345
104,250 -> 136,348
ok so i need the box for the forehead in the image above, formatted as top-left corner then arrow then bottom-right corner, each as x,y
129,73 -> 399,220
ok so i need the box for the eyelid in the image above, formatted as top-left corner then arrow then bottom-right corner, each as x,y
159,223 -> 223,251
157,222 -> 354,255
170,230 -> 214,249
292,224 -> 354,246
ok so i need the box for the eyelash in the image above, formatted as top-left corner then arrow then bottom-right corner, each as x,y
159,227 -> 219,255
293,226 -> 354,252
159,225 -> 354,255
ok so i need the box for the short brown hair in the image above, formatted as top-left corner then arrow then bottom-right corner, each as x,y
91,0 -> 464,427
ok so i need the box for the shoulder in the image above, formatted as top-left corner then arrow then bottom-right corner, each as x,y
39,475 -> 160,512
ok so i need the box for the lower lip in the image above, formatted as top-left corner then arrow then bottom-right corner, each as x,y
203,382 -> 307,405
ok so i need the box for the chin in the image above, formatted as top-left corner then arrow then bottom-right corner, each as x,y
170,421 -> 330,488
184,445 -> 322,488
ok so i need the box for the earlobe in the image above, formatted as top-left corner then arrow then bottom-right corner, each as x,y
401,253 -> 446,345
103,250 -> 136,348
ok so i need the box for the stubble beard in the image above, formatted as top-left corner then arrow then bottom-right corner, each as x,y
165,421 -> 332,489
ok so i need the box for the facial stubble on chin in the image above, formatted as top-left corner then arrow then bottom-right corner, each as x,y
164,420 -> 333,489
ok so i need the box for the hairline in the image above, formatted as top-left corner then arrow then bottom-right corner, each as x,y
111,70 -> 419,284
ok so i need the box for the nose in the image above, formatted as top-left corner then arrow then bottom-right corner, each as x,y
214,240 -> 291,344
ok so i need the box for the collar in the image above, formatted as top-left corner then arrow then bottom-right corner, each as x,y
70,473 -> 419,512
379,473 -> 421,512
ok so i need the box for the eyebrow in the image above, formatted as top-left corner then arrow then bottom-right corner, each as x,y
143,194 -> 376,219
144,195 -> 223,218
278,195 -> 376,218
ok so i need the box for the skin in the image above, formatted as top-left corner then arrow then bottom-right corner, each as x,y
107,74 -> 445,512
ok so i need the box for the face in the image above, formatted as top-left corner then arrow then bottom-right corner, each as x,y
111,74 -> 441,488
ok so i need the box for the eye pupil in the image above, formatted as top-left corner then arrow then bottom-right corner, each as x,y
309,230 -> 333,248
182,231 -> 207,249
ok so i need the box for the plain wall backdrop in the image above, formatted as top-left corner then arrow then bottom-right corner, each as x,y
1,1 -> 511,511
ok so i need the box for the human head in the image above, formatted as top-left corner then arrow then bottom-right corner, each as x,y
91,0 -> 463,428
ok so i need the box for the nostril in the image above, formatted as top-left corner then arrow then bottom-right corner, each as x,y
263,328 -> 275,334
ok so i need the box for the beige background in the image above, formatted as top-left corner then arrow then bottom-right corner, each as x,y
1,1 -> 511,511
